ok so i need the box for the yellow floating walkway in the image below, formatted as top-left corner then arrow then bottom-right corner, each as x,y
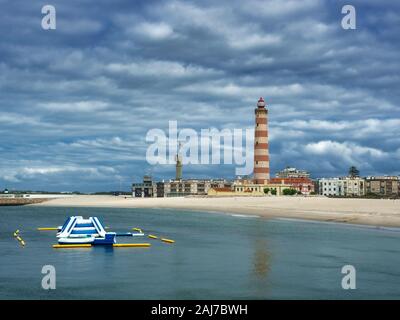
53,244 -> 92,249
161,238 -> 175,244
113,243 -> 151,248
148,234 -> 158,239
13,230 -> 25,246
38,227 -> 58,231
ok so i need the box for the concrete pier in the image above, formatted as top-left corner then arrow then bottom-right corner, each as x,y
0,197 -> 49,206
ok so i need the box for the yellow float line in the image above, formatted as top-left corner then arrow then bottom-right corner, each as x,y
13,232 -> 25,246
132,228 -> 143,233
161,238 -> 175,244
53,244 -> 92,249
148,234 -> 158,239
113,243 -> 151,248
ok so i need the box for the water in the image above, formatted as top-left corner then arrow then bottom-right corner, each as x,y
1,206 -> 400,299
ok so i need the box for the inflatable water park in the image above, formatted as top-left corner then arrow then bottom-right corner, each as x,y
17,215 -> 176,249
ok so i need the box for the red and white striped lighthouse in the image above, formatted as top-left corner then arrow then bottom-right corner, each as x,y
253,97 -> 270,184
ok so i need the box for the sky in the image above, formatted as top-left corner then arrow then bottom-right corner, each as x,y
0,0 -> 399,192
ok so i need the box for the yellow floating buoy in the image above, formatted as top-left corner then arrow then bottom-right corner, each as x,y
13,232 -> 17,237
16,236 -> 22,242
148,234 -> 158,239
20,240 -> 25,246
132,228 -> 143,233
53,244 -> 92,249
37,227 -> 58,231
113,243 -> 151,248
15,229 -> 20,234
161,238 -> 175,244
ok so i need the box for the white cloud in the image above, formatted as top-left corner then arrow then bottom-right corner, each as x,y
275,119 -> 400,139
106,60 -> 221,78
0,165 -> 117,183
38,101 -> 109,112
305,140 -> 388,160
132,22 -> 175,40
177,82 -> 304,98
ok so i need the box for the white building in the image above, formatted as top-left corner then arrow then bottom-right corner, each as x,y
319,177 -> 365,196
276,167 -> 310,178
319,178 -> 342,196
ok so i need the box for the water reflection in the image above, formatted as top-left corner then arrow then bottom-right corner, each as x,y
253,239 -> 270,279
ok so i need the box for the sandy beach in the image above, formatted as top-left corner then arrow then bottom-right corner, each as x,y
33,195 -> 400,228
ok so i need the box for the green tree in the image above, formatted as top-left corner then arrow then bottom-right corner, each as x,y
283,188 -> 297,196
348,166 -> 360,178
271,189 -> 277,195
264,187 -> 270,194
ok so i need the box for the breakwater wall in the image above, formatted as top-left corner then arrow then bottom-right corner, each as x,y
0,198 -> 49,206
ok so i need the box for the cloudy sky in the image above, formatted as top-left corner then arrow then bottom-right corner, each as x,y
0,0 -> 399,192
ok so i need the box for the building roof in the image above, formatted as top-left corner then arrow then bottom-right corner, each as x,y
212,187 -> 232,192
270,177 -> 313,184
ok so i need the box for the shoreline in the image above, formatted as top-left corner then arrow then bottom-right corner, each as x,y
31,195 -> 400,228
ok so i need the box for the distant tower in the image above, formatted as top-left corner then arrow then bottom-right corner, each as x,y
175,142 -> 183,181
254,97 -> 270,184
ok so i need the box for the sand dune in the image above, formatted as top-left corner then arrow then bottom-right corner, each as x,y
33,195 -> 400,227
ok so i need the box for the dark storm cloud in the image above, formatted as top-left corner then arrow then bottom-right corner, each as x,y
0,0 -> 399,191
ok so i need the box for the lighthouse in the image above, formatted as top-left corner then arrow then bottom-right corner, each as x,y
253,97 -> 270,184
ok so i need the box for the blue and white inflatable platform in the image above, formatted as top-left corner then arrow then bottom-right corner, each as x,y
57,216 -> 116,245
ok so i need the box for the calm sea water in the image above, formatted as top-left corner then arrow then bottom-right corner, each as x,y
1,206 -> 400,299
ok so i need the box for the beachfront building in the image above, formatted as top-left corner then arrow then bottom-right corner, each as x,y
232,178 -> 292,196
318,178 -> 342,196
159,179 -> 232,197
318,177 -> 365,197
270,177 -> 315,195
275,167 -> 310,179
365,176 -> 399,196
207,187 -> 236,196
340,177 -> 365,196
132,175 -> 156,198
